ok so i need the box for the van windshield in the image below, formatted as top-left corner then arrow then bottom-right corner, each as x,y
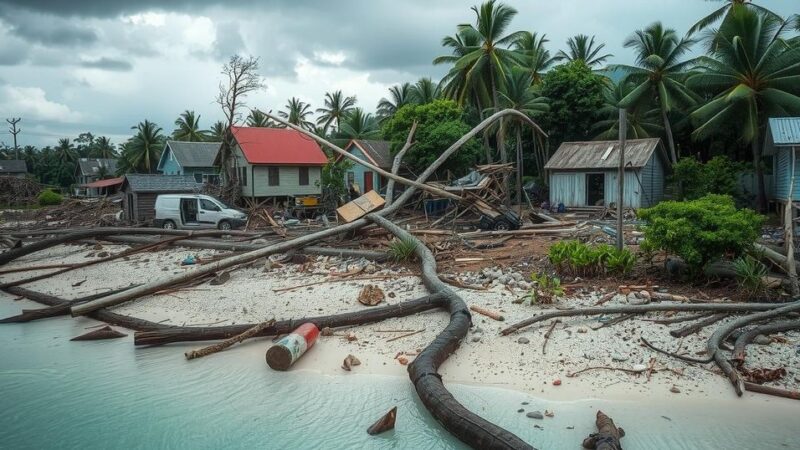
210,197 -> 230,209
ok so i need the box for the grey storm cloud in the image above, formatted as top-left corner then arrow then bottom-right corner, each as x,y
80,57 -> 133,71
0,6 -> 97,46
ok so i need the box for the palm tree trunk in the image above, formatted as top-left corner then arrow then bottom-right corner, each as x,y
661,108 -> 678,164
752,135 -> 767,213
516,126 -> 523,212
475,94 -> 493,164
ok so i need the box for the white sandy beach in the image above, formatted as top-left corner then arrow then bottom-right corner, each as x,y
3,242 -> 798,408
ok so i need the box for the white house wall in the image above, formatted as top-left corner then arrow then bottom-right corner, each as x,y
549,172 -> 586,206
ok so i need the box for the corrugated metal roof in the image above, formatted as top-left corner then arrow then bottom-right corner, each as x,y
231,127 -> 327,165
351,140 -> 392,169
80,177 -> 124,188
77,158 -> 117,176
164,141 -> 221,168
768,118 -> 800,145
0,160 -> 27,173
122,174 -> 201,193
545,138 -> 666,171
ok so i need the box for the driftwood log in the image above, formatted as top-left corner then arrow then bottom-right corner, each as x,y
71,325 -> 127,341
501,303 -> 787,335
707,300 -> 800,396
731,319 -> 800,365
669,313 -> 730,338
0,285 -> 136,323
367,406 -> 397,435
582,410 -> 624,450
136,293 -> 447,346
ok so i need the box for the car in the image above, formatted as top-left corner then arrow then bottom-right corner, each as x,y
153,194 -> 247,230
478,209 -> 522,231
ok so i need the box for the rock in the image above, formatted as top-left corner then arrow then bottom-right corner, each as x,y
96,251 -> 109,258
397,356 -> 409,365
472,326 -> 484,334
611,354 -> 629,362
577,328 -> 587,334
626,292 -> 650,305
552,379 -> 561,386
498,275 -> 510,284
512,272 -> 524,282
342,354 -> 361,371
321,327 -> 334,336
526,411 -> 544,420
632,364 -> 647,372
345,332 -> 357,342
517,408 -> 524,413
544,410 -> 554,417
364,264 -> 377,274
357,285 -> 385,306
518,337 -> 530,344
753,334 -> 772,345
471,336 -> 481,343
92,243 -> 104,250
521,401 -> 529,405
670,386 -> 681,394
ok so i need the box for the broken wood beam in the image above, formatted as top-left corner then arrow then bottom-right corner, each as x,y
731,319 -> 800,366
185,319 -> 276,360
71,325 -> 127,341
0,285 -> 137,323
582,410 -> 625,450
469,305 -> 504,321
669,313 -> 729,338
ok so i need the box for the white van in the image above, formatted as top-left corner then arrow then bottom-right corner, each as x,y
153,194 -> 247,231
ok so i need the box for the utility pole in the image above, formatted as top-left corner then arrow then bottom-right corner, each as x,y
616,109 -> 626,251
6,118 -> 21,160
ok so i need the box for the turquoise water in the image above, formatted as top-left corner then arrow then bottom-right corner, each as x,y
0,298 -> 797,450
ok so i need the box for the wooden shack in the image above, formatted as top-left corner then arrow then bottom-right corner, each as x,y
120,174 -> 201,223
544,138 -> 669,208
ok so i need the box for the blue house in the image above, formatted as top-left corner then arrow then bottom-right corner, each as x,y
765,118 -> 800,201
157,140 -> 221,184
338,140 -> 392,194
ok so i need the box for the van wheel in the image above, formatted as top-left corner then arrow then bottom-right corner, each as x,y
162,220 -> 176,230
493,218 -> 512,231
218,220 -> 232,231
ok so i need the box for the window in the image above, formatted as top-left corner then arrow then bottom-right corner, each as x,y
205,174 -> 220,185
200,199 -> 221,211
194,173 -> 203,183
268,167 -> 280,186
347,172 -> 355,185
239,167 -> 247,186
299,167 -> 309,186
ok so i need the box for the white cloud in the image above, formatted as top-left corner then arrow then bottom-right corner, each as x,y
0,85 -> 84,123
313,51 -> 346,66
124,12 -> 167,27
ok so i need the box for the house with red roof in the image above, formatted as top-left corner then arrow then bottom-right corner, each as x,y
215,126 -> 328,199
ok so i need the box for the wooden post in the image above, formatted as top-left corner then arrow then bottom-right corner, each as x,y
616,109 -> 626,250
786,147 -> 798,295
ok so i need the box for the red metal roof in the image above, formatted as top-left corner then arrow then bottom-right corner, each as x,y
80,177 -> 124,188
231,126 -> 328,165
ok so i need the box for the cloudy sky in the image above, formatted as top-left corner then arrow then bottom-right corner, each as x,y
0,0 -> 796,148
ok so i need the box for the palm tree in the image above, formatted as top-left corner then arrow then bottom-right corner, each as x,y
279,97 -> 314,130
55,138 -> 77,165
434,27 -> 486,105
687,0 -> 783,36
495,68 -> 549,203
128,120 -> 165,173
688,5 -> 800,211
454,0 -> 525,110
513,31 -> 557,84
208,121 -> 226,142
337,108 -> 380,140
409,78 -> 440,104
93,136 -> 116,158
377,83 -> 413,121
246,108 -> 273,127
611,22 -> 700,164
593,81 -> 664,140
555,34 -> 613,67
316,90 -> 356,133
172,110 -> 208,142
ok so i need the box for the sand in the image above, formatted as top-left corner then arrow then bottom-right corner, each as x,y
2,242 -> 798,405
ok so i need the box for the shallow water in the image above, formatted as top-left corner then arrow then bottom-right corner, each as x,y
0,298 -> 796,449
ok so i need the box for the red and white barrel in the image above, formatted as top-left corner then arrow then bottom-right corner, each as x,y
265,323 -> 320,371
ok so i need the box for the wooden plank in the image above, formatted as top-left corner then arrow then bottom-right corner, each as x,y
336,190 -> 386,223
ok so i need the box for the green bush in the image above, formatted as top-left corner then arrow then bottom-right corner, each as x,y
37,189 -> 63,206
732,255 -> 769,299
638,195 -> 764,274
525,273 -> 565,305
670,156 -> 747,201
387,237 -> 418,262
548,240 -> 634,276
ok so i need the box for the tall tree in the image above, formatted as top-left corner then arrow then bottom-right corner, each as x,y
279,97 -> 314,130
593,80 -> 664,140
216,55 -> 264,186
688,5 -> 800,211
377,83 -> 413,122
246,108 -> 273,127
434,27 -> 486,105
555,34 -> 613,67
127,120 -> 165,173
513,31 -> 557,84
687,0 -> 783,36
73,132 -> 95,157
611,22 -> 700,164
316,90 -> 356,133
55,138 -> 77,165
208,121 -> 226,142
93,136 -> 116,158
409,78 -> 440,104
172,110 -> 208,142
337,108 -> 380,140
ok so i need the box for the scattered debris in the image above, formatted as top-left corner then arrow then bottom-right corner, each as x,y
357,285 -> 385,306
342,354 -> 361,371
71,325 -> 127,341
582,410 -> 625,450
367,406 -> 397,435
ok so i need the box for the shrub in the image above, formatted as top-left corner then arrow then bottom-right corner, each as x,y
548,240 -> 634,276
732,255 -> 769,299
638,195 -> 764,274
387,237 -> 417,262
670,156 -> 747,201
37,189 -> 63,206
527,273 -> 565,304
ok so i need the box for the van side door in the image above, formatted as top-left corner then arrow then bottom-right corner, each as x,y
199,198 -> 222,228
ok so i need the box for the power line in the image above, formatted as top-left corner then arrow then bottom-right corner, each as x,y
6,118 -> 21,160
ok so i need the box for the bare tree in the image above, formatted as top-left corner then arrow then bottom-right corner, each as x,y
215,55 -> 265,192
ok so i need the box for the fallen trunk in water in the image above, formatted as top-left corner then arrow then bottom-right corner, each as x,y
0,285 -> 136,323
71,325 -> 127,341
367,407 -> 397,435
582,410 -> 624,450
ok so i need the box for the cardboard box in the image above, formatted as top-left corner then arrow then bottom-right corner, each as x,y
336,190 -> 386,222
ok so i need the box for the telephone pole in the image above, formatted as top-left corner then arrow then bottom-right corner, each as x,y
6,118 -> 21,160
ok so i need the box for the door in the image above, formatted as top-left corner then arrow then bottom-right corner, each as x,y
364,171 -> 374,192
586,173 -> 605,206
198,198 -> 221,228
180,198 -> 201,227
